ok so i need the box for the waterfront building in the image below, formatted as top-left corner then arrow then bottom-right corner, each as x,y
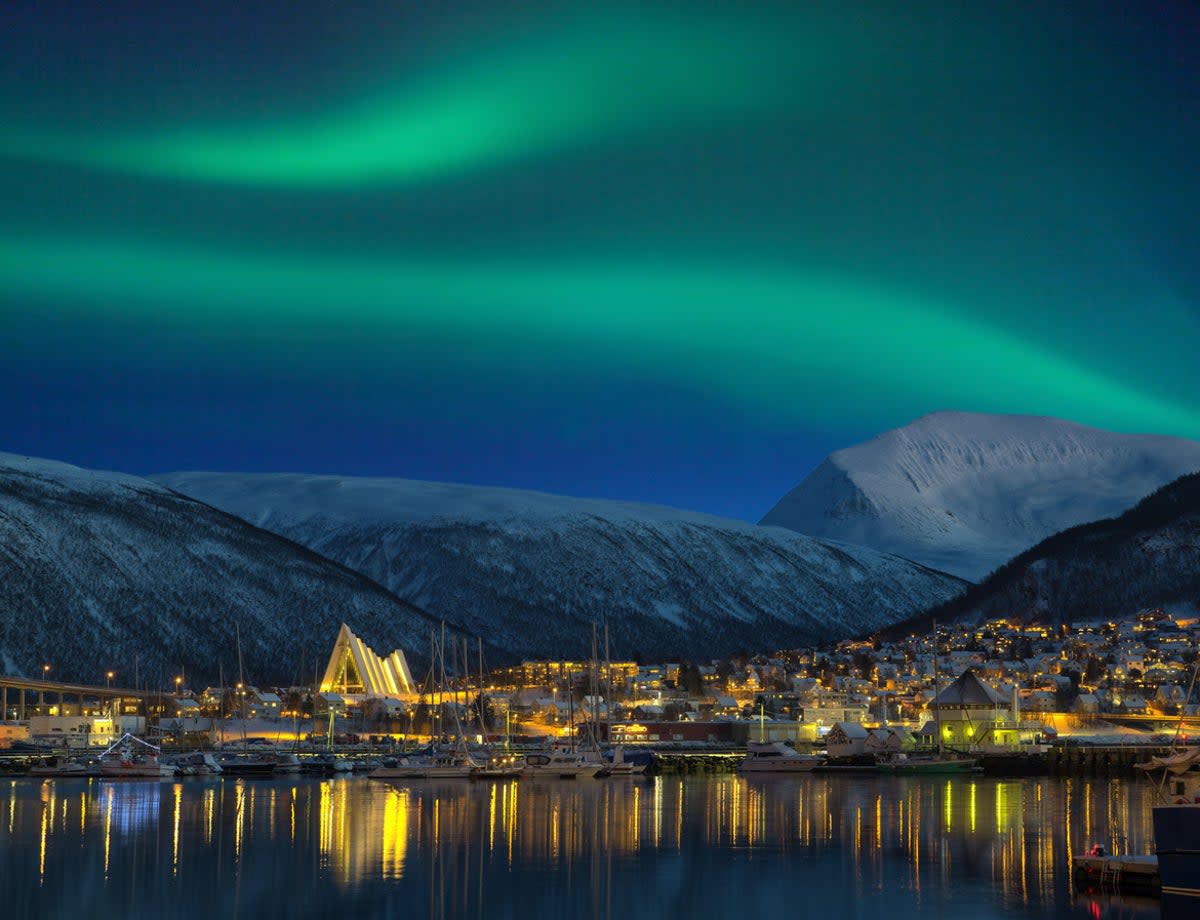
928,669 -> 1042,752
27,715 -> 119,748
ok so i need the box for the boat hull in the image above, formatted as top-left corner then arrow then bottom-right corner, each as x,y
100,764 -> 175,779
739,759 -> 820,774
1154,804 -> 1200,898
370,766 -> 475,779
876,757 -> 977,775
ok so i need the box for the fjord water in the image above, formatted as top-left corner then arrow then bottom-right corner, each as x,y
0,775 -> 1164,919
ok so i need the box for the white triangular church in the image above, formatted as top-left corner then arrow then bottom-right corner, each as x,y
320,623 -> 415,697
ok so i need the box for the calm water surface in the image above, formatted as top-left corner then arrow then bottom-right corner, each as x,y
0,773 -> 1170,919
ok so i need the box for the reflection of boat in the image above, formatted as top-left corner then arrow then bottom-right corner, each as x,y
99,734 -> 176,778
739,741 -> 822,773
29,755 -> 100,778
875,752 -> 977,774
1136,745 -> 1200,898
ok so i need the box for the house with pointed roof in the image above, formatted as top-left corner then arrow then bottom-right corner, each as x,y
825,721 -> 869,757
928,668 -> 1043,753
319,623 -> 416,700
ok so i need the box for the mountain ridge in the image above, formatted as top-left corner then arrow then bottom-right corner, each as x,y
0,451 -> 444,684
154,470 -> 968,661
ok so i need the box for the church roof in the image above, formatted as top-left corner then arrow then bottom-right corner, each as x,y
319,623 -> 415,697
932,669 -> 1006,707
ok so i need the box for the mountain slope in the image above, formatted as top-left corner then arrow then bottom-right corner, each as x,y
0,453 -> 439,684
912,472 -> 1200,628
760,411 -> 1200,579
154,473 -> 968,660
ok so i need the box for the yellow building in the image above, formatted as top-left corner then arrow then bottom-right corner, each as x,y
320,624 -> 416,698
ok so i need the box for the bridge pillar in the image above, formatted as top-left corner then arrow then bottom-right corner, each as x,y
19,689 -> 26,721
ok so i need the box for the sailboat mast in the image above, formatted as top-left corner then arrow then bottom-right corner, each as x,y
604,622 -> 613,744
477,637 -> 485,739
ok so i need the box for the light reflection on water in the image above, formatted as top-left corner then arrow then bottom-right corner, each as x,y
0,774 -> 1170,920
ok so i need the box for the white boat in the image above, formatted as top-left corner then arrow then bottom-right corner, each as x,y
302,753 -> 354,774
523,750 -> 603,778
167,752 -> 223,775
272,752 -> 302,775
738,741 -> 823,773
370,748 -> 481,780
472,751 -> 525,779
605,745 -> 647,776
29,755 -> 100,778
99,734 -> 176,779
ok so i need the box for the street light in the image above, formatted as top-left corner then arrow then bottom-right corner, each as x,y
42,664 -> 50,679
106,671 -> 114,688
174,676 -> 183,694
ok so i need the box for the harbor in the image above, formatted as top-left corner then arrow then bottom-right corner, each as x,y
1,770 -> 1189,920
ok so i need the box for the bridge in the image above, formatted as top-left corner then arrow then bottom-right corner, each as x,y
0,675 -> 153,721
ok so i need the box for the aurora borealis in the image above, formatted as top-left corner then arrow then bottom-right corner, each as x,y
3,2 -> 1199,519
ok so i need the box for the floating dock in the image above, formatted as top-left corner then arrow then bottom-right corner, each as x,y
1072,853 -> 1160,895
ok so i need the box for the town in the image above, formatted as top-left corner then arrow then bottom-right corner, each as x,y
4,609 -> 1197,766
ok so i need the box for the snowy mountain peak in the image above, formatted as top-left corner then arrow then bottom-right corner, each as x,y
760,412 -> 1200,580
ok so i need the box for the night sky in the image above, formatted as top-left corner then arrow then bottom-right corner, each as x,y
3,1 -> 1198,521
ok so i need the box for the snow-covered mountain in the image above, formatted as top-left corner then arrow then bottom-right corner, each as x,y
154,472 -> 967,660
759,412 -> 1200,580
0,453 -> 439,683
917,471 -> 1200,627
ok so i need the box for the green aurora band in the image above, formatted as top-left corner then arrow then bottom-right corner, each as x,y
4,233 -> 1197,438
1,13 -> 812,187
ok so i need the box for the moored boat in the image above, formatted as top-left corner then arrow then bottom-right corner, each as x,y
370,748 -> 481,780
1137,744 -> 1200,899
99,734 -> 176,779
739,741 -> 823,774
472,751 -> 525,779
29,755 -> 100,778
166,752 -> 222,775
875,751 -> 978,774
523,750 -> 603,779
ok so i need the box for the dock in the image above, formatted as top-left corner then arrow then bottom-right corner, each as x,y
1072,853 -> 1160,895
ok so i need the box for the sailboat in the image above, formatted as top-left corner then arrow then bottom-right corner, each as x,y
371,626 -> 481,781
469,638 -> 524,779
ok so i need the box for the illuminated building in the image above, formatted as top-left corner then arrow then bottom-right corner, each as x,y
320,623 -> 415,698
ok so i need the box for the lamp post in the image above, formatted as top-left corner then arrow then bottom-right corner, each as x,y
42,663 -> 50,679
106,671 -> 114,688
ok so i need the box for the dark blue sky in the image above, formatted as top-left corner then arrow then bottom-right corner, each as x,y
2,1 -> 1199,520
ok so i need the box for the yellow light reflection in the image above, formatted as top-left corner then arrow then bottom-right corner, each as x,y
172,783 -> 182,876
380,788 -> 409,880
